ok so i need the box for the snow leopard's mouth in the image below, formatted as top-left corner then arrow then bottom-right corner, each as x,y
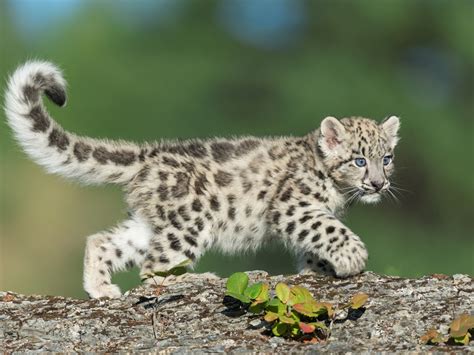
344,187 -> 383,205
360,191 -> 382,204
362,190 -> 379,195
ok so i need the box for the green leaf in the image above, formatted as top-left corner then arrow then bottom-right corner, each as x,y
244,282 -> 269,313
244,282 -> 263,299
226,272 -> 249,295
288,286 -> 314,306
140,273 -> 154,282
173,259 -> 193,268
275,283 -> 291,304
225,291 -> 251,304
290,324 -> 300,337
450,313 -> 474,338
350,293 -> 369,309
452,333 -> 471,345
290,309 -> 301,322
248,302 -> 266,314
279,314 -> 296,324
272,322 -> 288,337
264,311 -> 279,322
266,298 -> 286,315
152,268 -> 185,278
150,259 -> 192,278
267,297 -> 281,308
254,283 -> 270,304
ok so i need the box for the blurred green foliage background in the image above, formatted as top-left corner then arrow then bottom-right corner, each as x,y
1,0 -> 473,298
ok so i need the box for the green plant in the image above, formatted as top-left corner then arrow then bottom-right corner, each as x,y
141,259 -> 191,282
223,272 -> 369,342
421,313 -> 474,346
141,259 -> 191,296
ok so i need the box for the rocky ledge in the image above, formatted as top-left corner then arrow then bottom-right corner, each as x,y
1,272 -> 472,352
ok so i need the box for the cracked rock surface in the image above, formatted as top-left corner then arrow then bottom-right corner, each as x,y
1,272 -> 472,352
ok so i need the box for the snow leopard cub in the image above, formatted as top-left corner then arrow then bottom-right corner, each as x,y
5,61 -> 400,298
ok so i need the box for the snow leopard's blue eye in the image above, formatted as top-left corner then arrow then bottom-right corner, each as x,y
354,158 -> 366,167
383,155 -> 392,166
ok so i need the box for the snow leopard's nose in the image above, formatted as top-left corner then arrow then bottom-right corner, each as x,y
370,180 -> 384,191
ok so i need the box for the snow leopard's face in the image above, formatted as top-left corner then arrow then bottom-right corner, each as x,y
318,116 -> 400,204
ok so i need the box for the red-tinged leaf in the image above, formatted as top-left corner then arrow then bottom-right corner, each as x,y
264,311 -> 279,323
450,313 -> 474,338
275,283 -> 291,304
299,322 -> 316,334
293,299 -> 328,317
154,286 -> 163,297
350,293 -> 369,309
293,303 -> 317,317
2,294 -> 14,302
420,329 -> 445,345
303,337 -> 320,344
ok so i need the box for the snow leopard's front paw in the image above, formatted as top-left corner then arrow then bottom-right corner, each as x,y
85,283 -> 122,299
307,232 -> 368,277
328,234 -> 368,277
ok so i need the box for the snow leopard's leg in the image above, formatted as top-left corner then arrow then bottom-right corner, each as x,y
139,216 -> 211,285
297,252 -> 335,276
274,210 -> 368,277
299,212 -> 367,277
83,216 -> 153,298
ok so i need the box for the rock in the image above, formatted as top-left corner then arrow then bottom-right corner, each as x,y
0,272 -> 473,352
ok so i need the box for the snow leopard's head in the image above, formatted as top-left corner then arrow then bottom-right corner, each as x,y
318,115 -> 400,204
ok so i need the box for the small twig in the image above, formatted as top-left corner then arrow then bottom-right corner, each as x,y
152,311 -> 160,339
328,318 -> 334,338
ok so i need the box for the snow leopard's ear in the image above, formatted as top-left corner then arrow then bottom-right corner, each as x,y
380,115 -> 400,148
319,116 -> 347,156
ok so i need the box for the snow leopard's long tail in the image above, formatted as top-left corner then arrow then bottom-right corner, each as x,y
4,61 -> 144,185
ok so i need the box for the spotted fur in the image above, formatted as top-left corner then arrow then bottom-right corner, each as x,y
5,62 -> 400,298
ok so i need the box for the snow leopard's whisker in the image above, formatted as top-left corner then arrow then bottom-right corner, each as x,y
343,189 -> 359,200
342,187 -> 359,196
390,183 -> 412,194
383,193 -> 397,205
345,190 -> 361,207
389,187 -> 404,197
387,188 -> 400,204
341,186 -> 358,193
344,192 -> 355,205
